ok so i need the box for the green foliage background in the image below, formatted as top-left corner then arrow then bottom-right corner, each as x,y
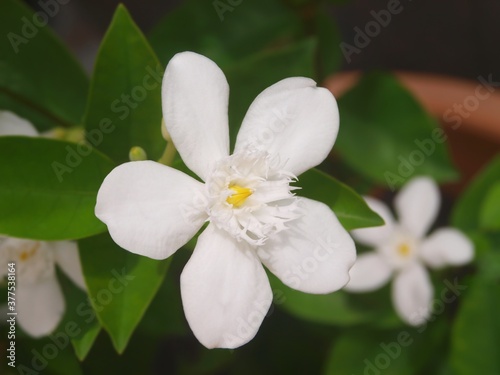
0,0 -> 498,374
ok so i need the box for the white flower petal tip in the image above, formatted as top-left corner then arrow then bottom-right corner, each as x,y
162,51 -> 230,181
180,225 -> 273,349
420,228 -> 474,269
235,77 -> 339,176
95,161 -> 207,260
17,275 -> 65,338
395,176 -> 440,239
392,264 -> 433,326
344,252 -> 393,292
0,110 -> 38,137
51,241 -> 87,291
259,198 -> 356,294
351,197 -> 395,247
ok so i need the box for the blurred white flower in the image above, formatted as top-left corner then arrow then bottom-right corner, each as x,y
96,52 -> 356,349
345,176 -> 473,325
0,238 -> 85,337
0,111 -> 38,137
0,111 -> 86,338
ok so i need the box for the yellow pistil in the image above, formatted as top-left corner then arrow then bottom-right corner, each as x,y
20,243 -> 40,262
397,243 -> 411,257
226,184 -> 253,207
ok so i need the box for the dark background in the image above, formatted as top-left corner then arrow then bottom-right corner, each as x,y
25,0 -> 500,80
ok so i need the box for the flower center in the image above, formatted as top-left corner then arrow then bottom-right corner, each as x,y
397,242 -> 411,257
378,229 -> 418,269
19,242 -> 40,261
205,149 -> 300,245
0,239 -> 55,284
226,184 -> 253,207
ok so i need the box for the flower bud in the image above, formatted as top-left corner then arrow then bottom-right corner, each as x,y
129,146 -> 148,161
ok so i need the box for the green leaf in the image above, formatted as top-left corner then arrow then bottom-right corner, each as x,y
137,254 -> 188,338
336,72 -> 458,188
71,323 -> 101,361
480,182 -> 500,230
298,168 -> 384,230
452,155 -> 500,232
324,321 -> 448,375
315,10 -> 342,81
0,137 -> 113,240
0,0 -> 88,130
270,274 -> 370,326
269,273 -> 400,328
16,336 -> 84,375
226,39 -> 317,146
149,0 -> 301,68
84,5 -> 164,164
78,329 -> 161,375
450,249 -> 500,375
57,267 -> 101,360
324,329 -> 415,375
78,232 -> 171,353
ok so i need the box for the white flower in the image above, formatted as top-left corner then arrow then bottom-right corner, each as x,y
0,111 -> 38,137
96,52 -> 356,349
0,111 -> 86,338
0,238 -> 85,337
344,177 -> 473,325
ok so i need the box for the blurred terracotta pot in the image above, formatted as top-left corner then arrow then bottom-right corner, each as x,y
324,71 -> 500,193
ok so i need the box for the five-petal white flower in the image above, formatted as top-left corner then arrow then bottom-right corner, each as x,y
0,111 -> 86,337
344,176 -> 473,325
96,52 -> 356,348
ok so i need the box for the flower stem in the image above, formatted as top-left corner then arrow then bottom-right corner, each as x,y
157,119 -> 177,166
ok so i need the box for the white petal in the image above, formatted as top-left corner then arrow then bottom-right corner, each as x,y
180,224 -> 272,349
96,161 -> 207,260
258,198 -> 356,294
17,275 -> 65,338
344,252 -> 393,292
0,111 -> 38,137
394,177 -> 440,239
419,228 -> 474,269
234,77 -> 338,176
162,52 -> 229,181
392,263 -> 433,326
351,197 -> 395,247
49,241 -> 86,290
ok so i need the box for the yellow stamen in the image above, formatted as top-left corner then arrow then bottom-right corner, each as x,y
20,243 -> 40,261
226,184 -> 253,207
397,243 -> 411,257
